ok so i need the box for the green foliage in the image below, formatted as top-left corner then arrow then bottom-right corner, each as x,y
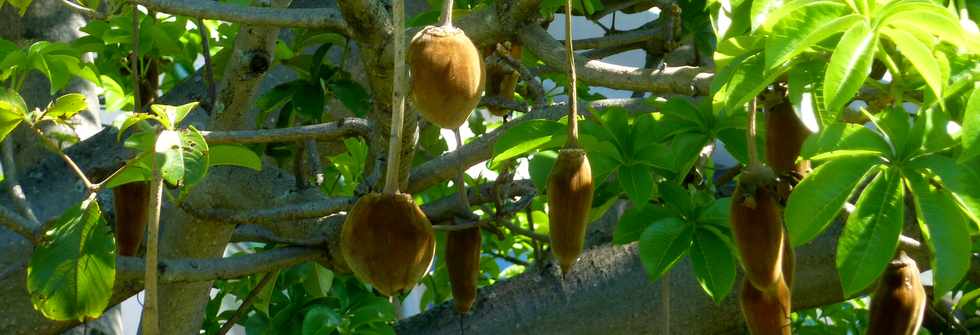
0,87 -> 27,142
27,195 -> 115,321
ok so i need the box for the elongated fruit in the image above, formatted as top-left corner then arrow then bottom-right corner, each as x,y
740,276 -> 792,335
446,227 -> 482,313
730,164 -> 784,293
867,251 -> 926,335
409,25 -> 485,129
341,193 -> 436,296
765,98 -> 810,175
547,148 -> 594,274
113,182 -> 149,256
486,42 -> 522,117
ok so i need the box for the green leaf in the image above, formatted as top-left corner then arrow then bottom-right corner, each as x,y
529,151 -> 558,191
302,305 -> 341,335
490,120 -> 565,168
696,197 -> 731,227
638,217 -> 693,281
907,155 -> 980,229
0,87 -> 27,142
329,78 -> 370,117
749,0 -> 783,32
103,154 -> 153,189
879,3 -> 966,49
823,20 -> 877,117
690,227 -> 737,304
150,102 -> 199,130
881,28 -> 944,102
115,113 -> 156,142
906,171 -> 971,296
154,128 -> 211,188
613,204 -> 674,245
209,145 -> 262,171
809,149 -> 885,162
713,51 -> 785,116
43,93 -> 87,121
960,86 -> 980,163
659,182 -> 693,217
619,163 -> 654,206
765,1 -> 855,70
786,155 -> 881,246
294,82 -> 325,122
800,123 -> 890,159
836,168 -> 903,296
27,195 -> 115,321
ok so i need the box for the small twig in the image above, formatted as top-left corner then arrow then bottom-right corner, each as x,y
491,251 -> 529,266
491,46 -> 547,108
217,271 -> 278,335
58,0 -> 106,19
305,139 -> 324,187
432,220 -> 484,231
132,5 -> 143,116
527,206 -> 541,263
30,125 -> 94,191
453,128 -> 472,216
195,18 -> 217,112
0,204 -> 39,243
142,148 -> 164,335
2,139 -> 39,224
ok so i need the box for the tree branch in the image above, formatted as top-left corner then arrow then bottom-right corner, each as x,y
2,139 -> 39,225
520,25 -> 712,95
117,247 -> 323,284
180,195 -> 355,225
200,117 -> 371,144
135,0 -> 351,34
0,204 -> 39,243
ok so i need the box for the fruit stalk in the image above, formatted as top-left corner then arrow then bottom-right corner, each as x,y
384,0 -> 408,195
564,0 -> 579,146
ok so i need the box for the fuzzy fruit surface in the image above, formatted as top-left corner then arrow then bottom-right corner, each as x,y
547,148 -> 593,274
341,193 -> 436,296
765,99 -> 810,175
446,227 -> 481,313
867,252 -> 926,335
730,165 -> 784,293
409,26 -> 485,129
113,182 -> 150,256
739,277 -> 792,335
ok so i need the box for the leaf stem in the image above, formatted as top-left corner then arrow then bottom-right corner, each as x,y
29,124 -> 95,191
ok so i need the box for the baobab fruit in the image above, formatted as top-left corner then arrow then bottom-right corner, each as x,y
112,182 -> 149,256
730,164 -> 784,293
341,193 -> 436,296
547,148 -> 594,274
765,98 -> 810,175
739,276 -> 792,335
446,227 -> 482,313
867,251 -> 926,335
409,25 -> 485,129
486,42 -> 522,117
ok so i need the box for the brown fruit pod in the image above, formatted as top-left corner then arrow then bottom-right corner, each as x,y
341,192 -> 436,296
730,165 -> 785,293
765,98 -> 810,175
112,182 -> 150,256
547,148 -> 594,274
739,276 -> 792,335
867,251 -> 926,335
486,43 -> 522,117
409,25 -> 485,129
782,232 -> 795,290
446,227 -> 482,313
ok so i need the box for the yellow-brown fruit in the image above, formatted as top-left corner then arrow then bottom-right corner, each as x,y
486,43 -> 522,117
765,98 -> 810,176
341,193 -> 436,296
409,26 -> 485,129
547,148 -> 594,274
730,165 -> 785,293
867,251 -> 926,335
113,182 -> 149,256
446,227 -> 481,313
739,276 -> 792,335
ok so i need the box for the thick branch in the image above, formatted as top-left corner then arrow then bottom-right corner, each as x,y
201,117 -> 370,144
0,204 -> 38,242
135,0 -> 351,34
182,196 -> 355,225
520,25 -> 712,95
118,247 -> 324,284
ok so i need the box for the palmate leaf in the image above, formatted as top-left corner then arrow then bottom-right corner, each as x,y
836,167 -> 903,296
27,195 -> 115,321
905,171 -> 971,296
638,217 -> 693,281
881,28 -> 945,104
786,154 -> 881,246
690,226 -> 736,304
764,1 -> 857,70
823,20 -> 877,118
